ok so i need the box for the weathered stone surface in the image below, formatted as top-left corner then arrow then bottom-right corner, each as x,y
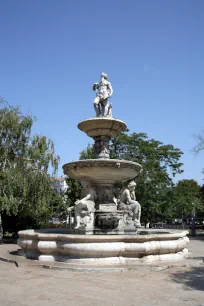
77,118 -> 127,159
99,204 -> 117,211
18,229 -> 189,264
95,211 -> 124,230
69,181 -> 96,230
93,135 -> 111,159
78,117 -> 127,138
63,159 -> 142,184
93,72 -> 113,117
118,180 -> 141,227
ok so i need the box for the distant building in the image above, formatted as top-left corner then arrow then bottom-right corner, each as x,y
51,177 -> 68,194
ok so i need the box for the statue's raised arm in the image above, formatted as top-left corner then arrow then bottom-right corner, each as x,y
93,72 -> 113,118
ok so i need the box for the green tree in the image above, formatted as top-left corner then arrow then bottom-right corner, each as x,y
49,189 -> 67,221
173,179 -> 202,220
65,177 -> 82,208
148,184 -> 175,225
111,131 -> 183,223
200,185 -> 204,204
0,99 -> 33,239
0,98 -> 59,239
15,135 -> 59,223
80,144 -> 94,160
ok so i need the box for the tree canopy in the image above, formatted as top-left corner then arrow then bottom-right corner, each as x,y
0,98 -> 60,237
173,179 -> 202,218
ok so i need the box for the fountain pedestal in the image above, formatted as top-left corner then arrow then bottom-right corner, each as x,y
78,117 -> 127,159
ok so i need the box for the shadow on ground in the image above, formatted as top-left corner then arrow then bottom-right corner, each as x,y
1,238 -> 17,244
171,266 -> 204,291
189,234 -> 204,242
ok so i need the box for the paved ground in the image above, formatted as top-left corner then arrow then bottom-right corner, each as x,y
0,235 -> 204,306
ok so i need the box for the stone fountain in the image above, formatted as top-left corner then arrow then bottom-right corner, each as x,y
18,73 -> 189,265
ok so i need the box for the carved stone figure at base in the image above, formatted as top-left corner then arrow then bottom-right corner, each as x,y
118,181 -> 141,227
74,181 -> 97,229
93,135 -> 110,159
93,72 -> 113,117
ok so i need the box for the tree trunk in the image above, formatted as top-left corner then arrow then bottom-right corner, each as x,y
191,207 -> 196,237
0,214 -> 3,243
182,210 -> 184,230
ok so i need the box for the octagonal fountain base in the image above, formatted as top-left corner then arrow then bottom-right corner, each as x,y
17,229 -> 189,265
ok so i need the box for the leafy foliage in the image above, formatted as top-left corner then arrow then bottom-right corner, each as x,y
111,132 -> 184,222
80,144 -> 94,160
0,98 -> 60,235
49,189 -> 68,221
173,179 -> 202,217
65,177 -> 82,208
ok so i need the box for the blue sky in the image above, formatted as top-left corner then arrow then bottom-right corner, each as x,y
0,0 -> 203,183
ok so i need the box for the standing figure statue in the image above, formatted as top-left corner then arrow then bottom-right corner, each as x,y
118,180 -> 141,227
93,72 -> 113,117
74,181 -> 97,229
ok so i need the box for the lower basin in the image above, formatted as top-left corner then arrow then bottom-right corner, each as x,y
17,228 -> 189,265
63,159 -> 142,184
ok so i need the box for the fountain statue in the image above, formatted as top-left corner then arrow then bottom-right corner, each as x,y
17,73 -> 189,265
118,180 -> 141,227
93,72 -> 113,118
73,180 -> 96,229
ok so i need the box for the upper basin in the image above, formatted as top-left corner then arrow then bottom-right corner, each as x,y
63,159 -> 142,184
78,117 -> 127,138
